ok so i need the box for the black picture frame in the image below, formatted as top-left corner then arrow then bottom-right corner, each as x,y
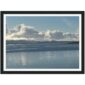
1,11 -> 84,74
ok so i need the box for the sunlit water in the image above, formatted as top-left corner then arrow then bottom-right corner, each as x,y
6,50 -> 79,69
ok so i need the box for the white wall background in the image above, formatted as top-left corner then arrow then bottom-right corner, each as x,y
0,0 -> 85,85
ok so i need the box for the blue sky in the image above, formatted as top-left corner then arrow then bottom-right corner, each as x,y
6,16 -> 79,33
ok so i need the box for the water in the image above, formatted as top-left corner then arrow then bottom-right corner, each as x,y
6,50 -> 79,69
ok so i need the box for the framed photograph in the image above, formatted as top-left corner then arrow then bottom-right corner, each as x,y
1,11 -> 84,74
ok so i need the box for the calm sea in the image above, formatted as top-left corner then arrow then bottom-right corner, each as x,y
6,50 -> 79,69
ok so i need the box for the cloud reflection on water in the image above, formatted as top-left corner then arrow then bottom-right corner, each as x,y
6,50 -> 79,68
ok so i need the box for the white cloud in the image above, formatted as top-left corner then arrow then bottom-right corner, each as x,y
6,24 -> 79,41
6,24 -> 44,41
63,33 -> 79,41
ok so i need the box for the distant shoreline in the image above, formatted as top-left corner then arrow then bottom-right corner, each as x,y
6,40 -> 79,53
6,40 -> 79,44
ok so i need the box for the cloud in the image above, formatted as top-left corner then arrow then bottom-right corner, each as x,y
6,24 -> 44,41
63,33 -> 79,41
6,24 -> 79,41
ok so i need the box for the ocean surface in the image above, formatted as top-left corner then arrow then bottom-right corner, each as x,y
6,41 -> 79,69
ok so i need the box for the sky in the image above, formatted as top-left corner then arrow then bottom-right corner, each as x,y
6,16 -> 79,33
